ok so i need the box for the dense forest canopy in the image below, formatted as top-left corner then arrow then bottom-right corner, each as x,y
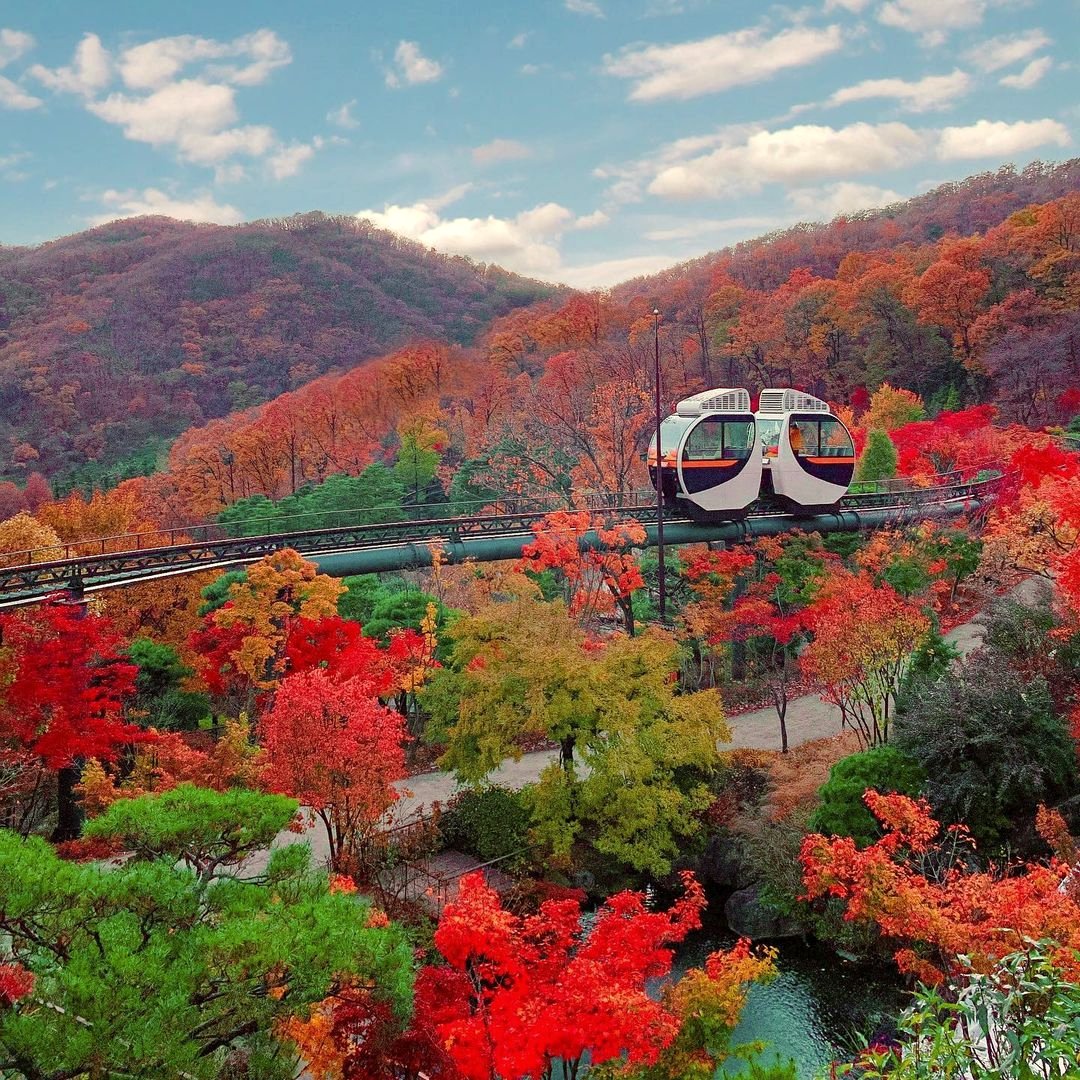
0,212 -> 560,487
0,159 -> 1077,513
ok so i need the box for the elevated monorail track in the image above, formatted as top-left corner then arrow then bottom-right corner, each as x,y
0,472 -> 1001,609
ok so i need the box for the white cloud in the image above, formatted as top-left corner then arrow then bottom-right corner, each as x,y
355,188 -> 603,276
787,181 -> 904,219
827,69 -> 971,112
117,35 -> 225,90
558,254 -> 677,289
520,63 -> 541,76
214,163 -> 247,184
824,0 -> 870,10
115,29 -> 290,91
644,215 -> 781,241
574,210 -> 610,229
878,0 -> 987,45
91,187 -> 244,226
0,75 -> 41,110
1000,57 -> 1052,90
508,32 -> 529,48
965,29 -> 1050,72
565,0 -> 605,16
0,150 -> 31,180
472,138 -> 532,166
647,122 -> 928,199
328,99 -> 359,128
30,29 -> 305,173
385,41 -> 443,88
604,24 -> 844,102
937,117 -> 1070,159
30,32 -> 112,96
209,29 -> 292,87
0,28 -> 34,66
267,137 -> 327,179
88,79 -> 275,165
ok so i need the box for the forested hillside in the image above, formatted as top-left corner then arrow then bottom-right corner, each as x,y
0,213 -> 560,487
1,161 -> 1077,514
116,169 -> 1078,525
617,159 -> 1080,296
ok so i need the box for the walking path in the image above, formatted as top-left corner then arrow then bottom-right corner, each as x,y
276,579 -> 1040,867
395,579 -> 1038,812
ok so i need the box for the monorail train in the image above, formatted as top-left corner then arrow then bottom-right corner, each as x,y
647,387 -> 856,521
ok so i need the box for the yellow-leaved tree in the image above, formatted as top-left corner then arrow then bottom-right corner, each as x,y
423,590 -> 729,875
0,511 -> 63,568
212,548 -> 344,690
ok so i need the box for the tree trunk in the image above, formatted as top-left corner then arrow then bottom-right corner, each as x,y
52,764 -> 83,842
559,735 -> 575,773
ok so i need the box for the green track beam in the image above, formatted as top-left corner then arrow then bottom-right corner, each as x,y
312,496 -> 980,578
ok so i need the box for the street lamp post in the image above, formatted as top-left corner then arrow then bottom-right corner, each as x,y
653,308 -> 666,623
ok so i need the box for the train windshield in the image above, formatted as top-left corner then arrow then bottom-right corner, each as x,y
651,416 -> 689,458
788,418 -> 854,457
684,418 -> 755,460
659,416 -> 686,453
758,419 -> 783,456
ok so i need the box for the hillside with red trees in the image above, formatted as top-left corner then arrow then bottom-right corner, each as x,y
1,161 -> 1077,520
98,170 -> 1074,525
0,213 -> 561,487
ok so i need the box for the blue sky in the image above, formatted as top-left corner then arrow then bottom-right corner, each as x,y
1,0 -> 1077,286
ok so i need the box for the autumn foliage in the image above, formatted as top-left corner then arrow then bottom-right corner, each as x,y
288,871 -> 778,1080
259,668 -> 407,871
801,792 -> 1080,986
0,601 -> 144,770
521,510 -> 646,634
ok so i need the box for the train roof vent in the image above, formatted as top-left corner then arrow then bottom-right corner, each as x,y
757,388 -> 830,415
675,387 -> 751,417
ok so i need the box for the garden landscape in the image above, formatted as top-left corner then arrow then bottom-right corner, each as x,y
1,2 -> 1080,1077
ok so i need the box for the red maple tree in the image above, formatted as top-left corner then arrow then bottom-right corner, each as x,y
520,510 -> 645,634
801,792 -> 1080,985
259,668 -> 407,872
0,600 -> 144,838
286,870 -> 779,1080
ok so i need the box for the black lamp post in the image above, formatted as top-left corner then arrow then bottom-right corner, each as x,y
653,308 -> 666,623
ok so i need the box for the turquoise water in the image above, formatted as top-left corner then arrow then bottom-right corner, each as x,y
673,922 -> 908,1078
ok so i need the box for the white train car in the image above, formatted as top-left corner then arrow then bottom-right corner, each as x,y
647,387 -> 762,520
755,389 -> 855,512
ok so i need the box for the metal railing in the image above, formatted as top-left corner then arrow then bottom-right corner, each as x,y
0,471 -> 1004,607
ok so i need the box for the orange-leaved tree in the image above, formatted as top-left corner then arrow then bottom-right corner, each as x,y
800,572 -> 929,746
75,719 -> 263,819
801,791 -> 1080,986
196,549 -> 343,694
520,510 -> 646,634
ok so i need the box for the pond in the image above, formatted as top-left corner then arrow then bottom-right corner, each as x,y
673,916 -> 909,1078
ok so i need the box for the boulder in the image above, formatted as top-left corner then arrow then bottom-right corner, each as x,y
724,885 -> 803,940
699,833 -> 751,890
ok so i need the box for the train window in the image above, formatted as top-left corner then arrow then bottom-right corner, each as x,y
685,417 -> 724,459
820,419 -> 854,456
723,421 -> 754,458
790,421 -> 819,456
